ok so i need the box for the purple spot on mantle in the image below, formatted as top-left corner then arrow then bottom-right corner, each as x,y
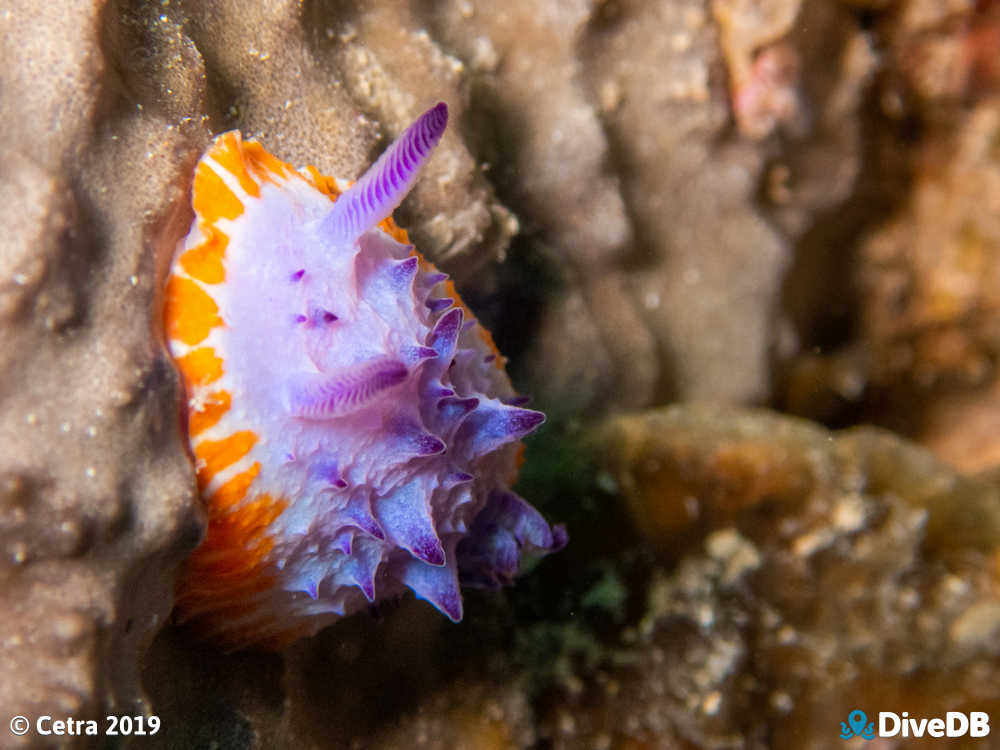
290,269 -> 305,282
304,303 -> 339,326
312,459 -> 349,489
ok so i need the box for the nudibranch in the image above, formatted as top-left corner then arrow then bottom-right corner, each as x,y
163,103 -> 565,650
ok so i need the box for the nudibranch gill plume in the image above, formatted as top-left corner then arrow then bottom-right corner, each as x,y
163,102 -> 566,650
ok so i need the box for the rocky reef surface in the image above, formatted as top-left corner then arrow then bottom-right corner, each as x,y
2,0 -> 999,747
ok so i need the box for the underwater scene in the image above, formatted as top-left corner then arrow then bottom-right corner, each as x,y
2,0 -> 1000,748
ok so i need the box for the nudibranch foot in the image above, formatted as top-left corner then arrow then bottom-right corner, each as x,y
164,103 -> 565,650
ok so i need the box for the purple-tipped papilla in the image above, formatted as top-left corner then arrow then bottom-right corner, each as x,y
322,102 -> 449,241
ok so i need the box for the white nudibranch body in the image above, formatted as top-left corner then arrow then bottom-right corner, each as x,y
163,103 -> 565,650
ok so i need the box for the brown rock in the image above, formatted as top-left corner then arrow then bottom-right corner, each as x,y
582,0 -> 789,405
559,404 -> 1000,749
784,96 -> 1000,471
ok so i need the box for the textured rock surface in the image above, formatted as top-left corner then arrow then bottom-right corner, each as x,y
855,97 -> 1000,471
552,404 -> 1000,749
143,598 -> 540,749
4,0 -> 1000,746
777,0 -> 1000,470
1,2 -> 199,746
783,93 -> 1000,470
424,0 -> 656,412
580,0 -> 787,406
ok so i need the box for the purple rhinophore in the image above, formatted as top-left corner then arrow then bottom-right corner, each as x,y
285,357 -> 408,418
322,102 -> 449,242
342,549 -> 379,602
504,408 -> 546,435
415,434 -> 446,455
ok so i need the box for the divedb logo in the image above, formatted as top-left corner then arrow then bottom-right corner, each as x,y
840,709 -> 991,740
